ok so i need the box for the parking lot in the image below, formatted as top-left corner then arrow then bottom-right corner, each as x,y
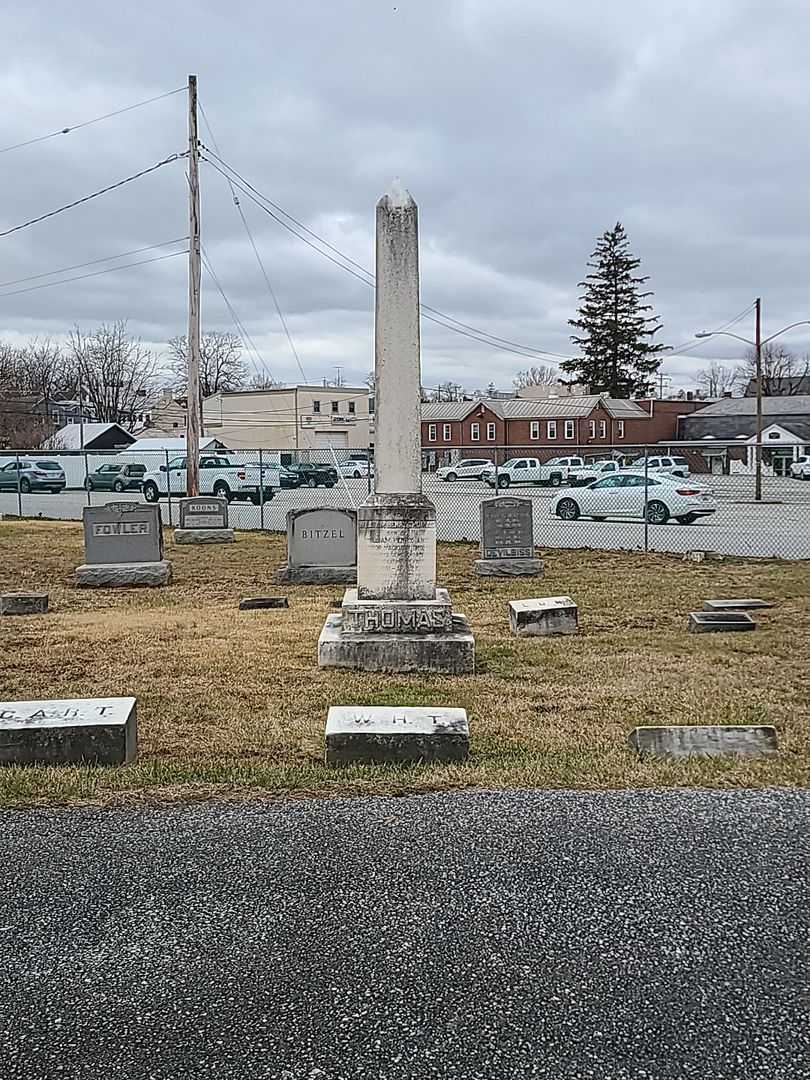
2,472 -> 809,559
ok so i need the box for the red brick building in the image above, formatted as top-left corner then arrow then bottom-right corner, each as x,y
421,396 -> 705,465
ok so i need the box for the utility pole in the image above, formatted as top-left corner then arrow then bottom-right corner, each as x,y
754,296 -> 763,502
186,73 -> 202,498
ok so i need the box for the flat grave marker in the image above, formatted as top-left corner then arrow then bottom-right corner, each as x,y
0,592 -> 48,616
629,724 -> 777,760
0,696 -> 137,765
688,611 -> 756,633
325,705 -> 469,765
509,596 -> 578,637
703,598 -> 773,611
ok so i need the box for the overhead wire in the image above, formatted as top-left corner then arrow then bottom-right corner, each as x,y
0,237 -> 189,289
0,249 -> 187,299
200,248 -> 275,384
0,87 -> 186,155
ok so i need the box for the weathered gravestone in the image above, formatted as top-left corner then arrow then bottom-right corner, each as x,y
174,496 -> 234,544
688,611 -> 756,633
325,705 -> 469,765
76,502 -> 172,587
276,507 -> 357,584
509,596 -> 578,637
0,696 -> 137,765
628,724 -> 777,760
474,497 -> 543,576
703,598 -> 773,611
0,592 -> 48,616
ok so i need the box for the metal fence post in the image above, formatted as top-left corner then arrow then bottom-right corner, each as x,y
15,451 -> 22,519
259,448 -> 265,530
643,445 -> 649,553
165,450 -> 172,525
84,452 -> 91,506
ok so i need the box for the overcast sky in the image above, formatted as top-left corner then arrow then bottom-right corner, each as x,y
1,0 -> 808,394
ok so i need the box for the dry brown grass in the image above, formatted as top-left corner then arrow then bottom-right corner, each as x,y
0,519 -> 808,807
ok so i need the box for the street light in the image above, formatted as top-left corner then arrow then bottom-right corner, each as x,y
696,300 -> 810,501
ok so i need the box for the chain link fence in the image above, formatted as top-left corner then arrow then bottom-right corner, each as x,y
1,441 -> 809,559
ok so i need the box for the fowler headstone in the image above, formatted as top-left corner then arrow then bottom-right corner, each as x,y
174,496 -> 234,545
0,696 -> 137,765
318,182 -> 474,675
509,596 -> 578,637
76,503 -> 171,587
628,724 -> 777,760
475,497 -> 543,576
0,592 -> 48,616
276,507 -> 358,584
325,705 -> 469,765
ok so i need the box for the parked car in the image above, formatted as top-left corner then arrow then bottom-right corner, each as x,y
551,471 -> 716,525
629,454 -> 691,478
436,458 -> 493,482
283,462 -> 338,488
141,454 -> 278,503
567,459 -> 622,486
483,456 -> 585,489
280,467 -> 303,489
84,463 -> 146,492
0,459 -> 66,493
789,455 -> 810,480
338,458 -> 373,479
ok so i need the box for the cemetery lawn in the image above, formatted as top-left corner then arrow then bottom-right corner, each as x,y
1,519 -> 809,808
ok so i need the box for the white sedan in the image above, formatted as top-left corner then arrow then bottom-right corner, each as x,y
436,458 -> 494,481
338,459 -> 373,478
551,470 -> 717,525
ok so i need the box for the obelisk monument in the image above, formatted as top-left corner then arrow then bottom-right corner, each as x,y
318,182 -> 474,673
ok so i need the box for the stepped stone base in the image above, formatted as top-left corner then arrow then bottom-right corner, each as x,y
318,612 -> 475,674
276,564 -> 357,585
75,561 -> 172,588
474,558 -> 544,577
173,528 -> 235,545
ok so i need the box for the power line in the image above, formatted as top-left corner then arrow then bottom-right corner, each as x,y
198,103 -> 309,384
200,248 -> 274,384
0,249 -> 187,299
0,87 -> 186,155
0,152 -> 183,239
0,237 -> 188,289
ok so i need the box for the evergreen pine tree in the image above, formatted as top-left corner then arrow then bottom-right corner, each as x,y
562,223 -> 668,397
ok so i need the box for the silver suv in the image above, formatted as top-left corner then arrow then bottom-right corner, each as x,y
630,454 -> 690,478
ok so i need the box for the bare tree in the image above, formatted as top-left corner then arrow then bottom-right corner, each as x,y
168,331 -> 248,399
68,321 -> 161,426
249,373 -> 284,390
696,361 -> 738,398
431,381 -> 465,402
513,365 -> 557,391
737,344 -> 810,396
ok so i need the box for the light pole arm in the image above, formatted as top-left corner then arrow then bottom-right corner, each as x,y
761,321 -> 810,346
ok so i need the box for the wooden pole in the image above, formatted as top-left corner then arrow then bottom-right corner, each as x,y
754,297 -> 762,502
186,74 -> 202,498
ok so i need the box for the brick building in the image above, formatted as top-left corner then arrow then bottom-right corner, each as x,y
421,395 -> 703,465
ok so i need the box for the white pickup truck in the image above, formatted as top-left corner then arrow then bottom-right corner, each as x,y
483,455 -> 584,489
567,459 -> 622,486
141,453 -> 280,504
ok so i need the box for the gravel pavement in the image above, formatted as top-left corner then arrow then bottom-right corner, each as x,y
1,787 -> 808,1080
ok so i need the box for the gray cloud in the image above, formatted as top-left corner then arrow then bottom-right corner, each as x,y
1,0 -> 808,394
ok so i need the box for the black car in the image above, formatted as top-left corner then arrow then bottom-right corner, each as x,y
283,462 -> 338,488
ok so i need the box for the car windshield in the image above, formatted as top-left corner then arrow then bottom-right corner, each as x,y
35,461 -> 62,470
546,458 -> 564,465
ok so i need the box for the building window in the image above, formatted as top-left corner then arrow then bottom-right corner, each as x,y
428,424 -> 437,442
547,420 -> 557,439
599,420 -> 607,438
443,423 -> 452,441
530,421 -> 540,440
313,400 -> 321,414
471,422 -> 480,441
348,401 -> 355,414
589,420 -> 596,439
617,421 -> 625,439
564,420 -> 575,439
487,422 -> 496,441
331,401 -> 339,414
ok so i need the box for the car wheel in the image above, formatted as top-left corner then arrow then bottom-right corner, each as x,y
550,474 -> 562,488
19,478 -> 31,493
113,479 -> 125,492
213,482 -> 232,502
307,477 -> 318,488
497,475 -> 510,488
352,470 -> 361,479
556,498 -> 580,521
646,500 -> 670,525
676,513 -> 698,525
143,482 -> 159,503
325,482 -> 335,488
445,472 -> 457,482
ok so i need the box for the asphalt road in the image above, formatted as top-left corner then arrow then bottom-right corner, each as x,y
3,475 -> 809,558
1,788 -> 808,1079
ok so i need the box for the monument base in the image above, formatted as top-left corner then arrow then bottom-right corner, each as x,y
325,706 -> 470,765
75,561 -> 172,588
318,612 -> 475,674
275,564 -> 357,585
173,527 -> 235,545
474,558 -> 544,577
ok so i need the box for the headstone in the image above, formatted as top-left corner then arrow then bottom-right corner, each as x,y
628,724 -> 777,760
0,696 -> 137,765
508,596 -> 578,637
683,550 -> 724,563
325,705 -> 469,765
239,596 -> 289,610
318,183 -> 474,674
276,508 -> 358,584
174,496 -> 235,544
474,497 -> 544,576
703,598 -> 773,611
0,592 -> 48,616
687,611 -> 756,633
76,503 -> 171,587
